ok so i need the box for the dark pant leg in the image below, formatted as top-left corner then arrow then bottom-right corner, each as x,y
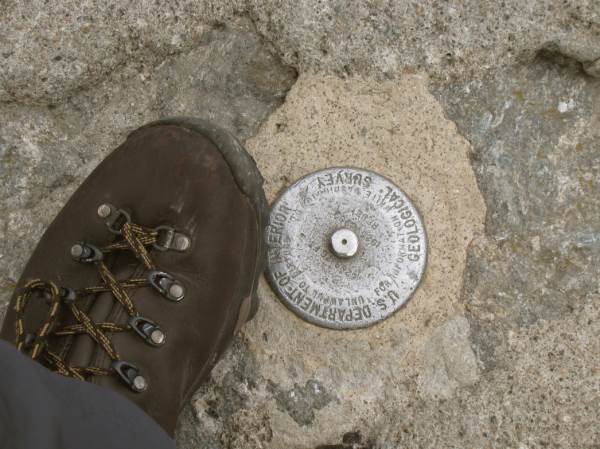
0,341 -> 176,449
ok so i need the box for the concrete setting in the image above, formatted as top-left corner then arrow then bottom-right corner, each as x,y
1,1 -> 599,448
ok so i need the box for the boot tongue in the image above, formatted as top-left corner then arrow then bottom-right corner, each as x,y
66,254 -> 140,371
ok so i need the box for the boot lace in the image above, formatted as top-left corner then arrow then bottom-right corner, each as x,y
13,204 -> 189,392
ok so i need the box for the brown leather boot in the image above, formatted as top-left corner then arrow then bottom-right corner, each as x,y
0,118 -> 267,435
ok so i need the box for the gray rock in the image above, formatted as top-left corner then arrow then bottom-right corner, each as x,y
433,56 -> 600,370
0,1 -> 241,103
248,0 -> 600,81
418,315 -> 480,400
268,380 -> 335,427
425,55 -> 600,447
2,1 -> 600,105
181,339 -> 276,449
584,58 -> 600,78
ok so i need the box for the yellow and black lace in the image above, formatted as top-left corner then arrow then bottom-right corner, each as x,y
13,204 -> 188,392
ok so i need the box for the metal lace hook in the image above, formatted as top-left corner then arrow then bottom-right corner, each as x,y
111,360 -> 148,392
70,242 -> 103,263
128,315 -> 166,347
148,271 -> 185,302
97,203 -> 132,235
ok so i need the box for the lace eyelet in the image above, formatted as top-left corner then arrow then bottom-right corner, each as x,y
148,270 -> 185,302
153,225 -> 190,252
112,360 -> 148,393
58,287 -> 77,304
22,333 -> 36,350
98,203 -> 131,235
70,242 -> 103,263
128,315 -> 166,347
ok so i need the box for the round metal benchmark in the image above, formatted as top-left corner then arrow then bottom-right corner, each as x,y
265,167 -> 427,330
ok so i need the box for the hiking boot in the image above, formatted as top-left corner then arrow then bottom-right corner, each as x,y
0,117 -> 268,435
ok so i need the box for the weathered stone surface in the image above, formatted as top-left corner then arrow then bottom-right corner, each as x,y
418,315 -> 480,400
433,57 -> 600,371
0,1 -> 240,103
372,302 -> 600,448
2,1 -> 600,105
420,58 -> 599,447
248,0 -> 600,81
585,57 -> 600,78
